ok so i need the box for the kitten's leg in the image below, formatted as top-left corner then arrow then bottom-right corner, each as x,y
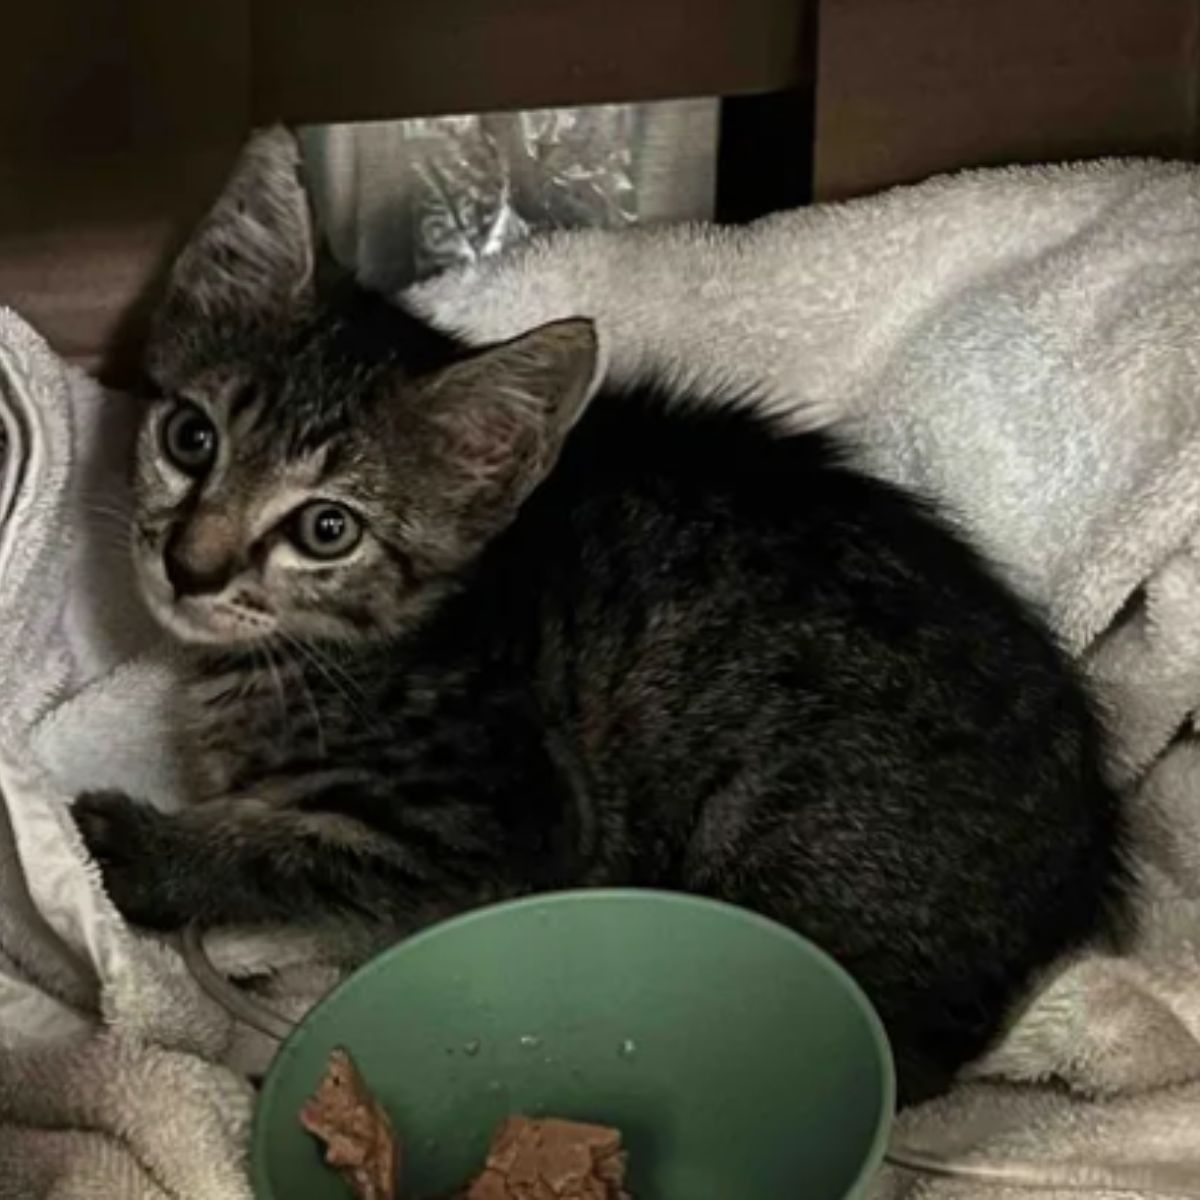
73,791 -> 466,931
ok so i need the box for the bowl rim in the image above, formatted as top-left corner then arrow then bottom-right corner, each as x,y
251,887 -> 896,1200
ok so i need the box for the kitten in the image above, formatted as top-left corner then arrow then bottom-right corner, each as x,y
75,130 -> 1126,1105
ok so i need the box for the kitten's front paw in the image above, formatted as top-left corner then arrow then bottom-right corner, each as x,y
73,791 -> 181,930
73,789 -> 141,860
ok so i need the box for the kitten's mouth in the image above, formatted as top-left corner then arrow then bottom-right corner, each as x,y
136,553 -> 277,645
155,598 -> 278,646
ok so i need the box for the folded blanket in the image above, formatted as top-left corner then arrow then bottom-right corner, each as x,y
0,309 -> 256,1199
5,146 -> 1200,1197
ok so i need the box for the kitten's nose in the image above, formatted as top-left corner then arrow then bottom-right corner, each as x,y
164,522 -> 236,598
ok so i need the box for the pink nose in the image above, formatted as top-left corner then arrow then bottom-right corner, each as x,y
164,512 -> 239,597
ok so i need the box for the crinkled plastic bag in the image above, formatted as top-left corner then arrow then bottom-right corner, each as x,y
303,100 -> 715,289
404,107 -> 638,277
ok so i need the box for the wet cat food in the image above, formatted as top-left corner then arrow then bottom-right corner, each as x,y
301,1049 -> 401,1200
302,1048 -> 631,1200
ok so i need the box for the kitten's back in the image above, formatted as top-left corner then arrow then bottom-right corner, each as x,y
472,387 -> 1124,1102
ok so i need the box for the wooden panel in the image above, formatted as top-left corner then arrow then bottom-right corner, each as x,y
0,0 -> 248,155
814,0 -> 1200,200
0,151 -> 247,381
252,0 -> 811,124
0,0 -> 250,379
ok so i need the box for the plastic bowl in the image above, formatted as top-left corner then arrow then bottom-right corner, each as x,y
251,890 -> 894,1199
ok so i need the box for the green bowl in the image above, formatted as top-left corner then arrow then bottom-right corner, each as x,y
252,890 -> 894,1200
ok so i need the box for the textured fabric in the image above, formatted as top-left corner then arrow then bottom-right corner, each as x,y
0,308 -> 254,1200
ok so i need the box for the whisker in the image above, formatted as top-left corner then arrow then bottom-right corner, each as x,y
78,496 -> 135,520
279,632 -> 379,734
245,641 -> 269,701
78,507 -> 134,531
290,634 -> 372,705
77,485 -> 133,510
259,637 -> 291,736
301,667 -> 327,758
80,523 -> 136,553
277,636 -> 328,758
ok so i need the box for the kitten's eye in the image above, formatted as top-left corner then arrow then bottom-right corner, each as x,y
162,403 -> 218,475
290,502 -> 363,560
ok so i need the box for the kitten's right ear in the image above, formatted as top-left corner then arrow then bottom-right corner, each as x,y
145,126 -> 317,388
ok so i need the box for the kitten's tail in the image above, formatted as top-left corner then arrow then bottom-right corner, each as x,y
180,922 -> 296,1042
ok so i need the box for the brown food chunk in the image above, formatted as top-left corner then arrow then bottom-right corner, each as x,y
460,1117 -> 630,1200
301,1048 -> 403,1200
300,1049 -> 631,1200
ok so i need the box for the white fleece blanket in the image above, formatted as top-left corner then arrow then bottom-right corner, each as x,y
5,156 -> 1200,1197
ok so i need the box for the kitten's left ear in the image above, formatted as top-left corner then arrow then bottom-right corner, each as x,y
424,317 -> 602,516
146,126 -> 317,388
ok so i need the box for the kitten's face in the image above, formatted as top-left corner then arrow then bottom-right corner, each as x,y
134,308 -> 597,647
135,128 -> 598,649
134,361 -> 434,645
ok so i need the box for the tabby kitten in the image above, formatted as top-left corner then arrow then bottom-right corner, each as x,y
75,130 -> 1125,1105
